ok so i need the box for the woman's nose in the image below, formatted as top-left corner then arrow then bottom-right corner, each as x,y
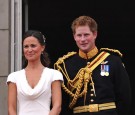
28,47 -> 32,52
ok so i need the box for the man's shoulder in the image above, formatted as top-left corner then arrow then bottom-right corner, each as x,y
62,51 -> 77,58
100,48 -> 123,57
55,51 -> 77,64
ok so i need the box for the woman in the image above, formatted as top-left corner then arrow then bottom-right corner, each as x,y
7,30 -> 63,115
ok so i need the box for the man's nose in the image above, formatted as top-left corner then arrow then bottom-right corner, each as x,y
80,35 -> 86,40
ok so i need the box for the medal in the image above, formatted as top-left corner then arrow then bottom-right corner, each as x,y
105,65 -> 109,76
100,71 -> 105,76
101,64 -> 109,76
105,72 -> 109,76
100,65 -> 105,76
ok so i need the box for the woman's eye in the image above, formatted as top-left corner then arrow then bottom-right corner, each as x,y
23,44 -> 36,48
31,44 -> 36,48
23,45 -> 28,48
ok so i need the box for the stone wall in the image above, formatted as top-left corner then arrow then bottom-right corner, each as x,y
0,0 -> 10,114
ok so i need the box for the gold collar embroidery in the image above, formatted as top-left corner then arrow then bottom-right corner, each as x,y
79,47 -> 98,59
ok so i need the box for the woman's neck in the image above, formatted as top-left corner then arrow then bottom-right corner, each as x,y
26,61 -> 44,70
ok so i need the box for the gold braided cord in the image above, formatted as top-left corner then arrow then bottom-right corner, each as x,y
100,48 -> 123,57
69,70 -> 84,108
69,68 -> 92,108
54,52 -> 77,81
54,51 -> 81,87
54,51 -> 110,109
54,52 -> 92,108
61,65 -> 92,108
62,83 -> 75,96
61,67 -> 91,97
61,68 -> 85,97
67,68 -> 84,92
54,52 -> 77,65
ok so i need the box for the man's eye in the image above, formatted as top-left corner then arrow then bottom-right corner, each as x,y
85,34 -> 89,37
77,34 -> 82,37
84,34 -> 90,37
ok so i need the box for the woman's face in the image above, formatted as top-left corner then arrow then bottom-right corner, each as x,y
23,36 -> 45,62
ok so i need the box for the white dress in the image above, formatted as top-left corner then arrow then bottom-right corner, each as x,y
7,67 -> 63,115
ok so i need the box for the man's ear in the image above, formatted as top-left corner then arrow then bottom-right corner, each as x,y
93,31 -> 97,40
73,34 -> 77,41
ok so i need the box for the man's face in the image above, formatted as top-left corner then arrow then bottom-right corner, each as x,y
74,25 -> 97,53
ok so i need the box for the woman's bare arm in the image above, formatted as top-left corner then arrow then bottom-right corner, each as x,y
8,82 -> 17,115
49,80 -> 62,115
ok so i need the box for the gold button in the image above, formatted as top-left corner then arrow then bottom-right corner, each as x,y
90,83 -> 94,86
91,89 -> 94,91
90,94 -> 94,96
87,62 -> 90,65
90,99 -> 94,102
89,104 -> 98,112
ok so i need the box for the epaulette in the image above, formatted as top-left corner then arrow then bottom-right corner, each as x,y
100,48 -> 123,57
55,51 -> 77,65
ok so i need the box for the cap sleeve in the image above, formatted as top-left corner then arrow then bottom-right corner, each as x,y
52,70 -> 63,82
6,72 -> 16,84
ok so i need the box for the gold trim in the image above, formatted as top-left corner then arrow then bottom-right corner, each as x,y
73,102 -> 116,113
100,48 -> 122,57
79,47 -> 98,59
88,52 -> 110,70
71,52 -> 110,91
54,50 -> 110,109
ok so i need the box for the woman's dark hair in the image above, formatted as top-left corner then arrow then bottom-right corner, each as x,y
22,30 -> 50,68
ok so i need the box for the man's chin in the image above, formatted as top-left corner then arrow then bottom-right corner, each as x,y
80,49 -> 89,53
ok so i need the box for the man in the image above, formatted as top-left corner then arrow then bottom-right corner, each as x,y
54,16 -> 131,115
